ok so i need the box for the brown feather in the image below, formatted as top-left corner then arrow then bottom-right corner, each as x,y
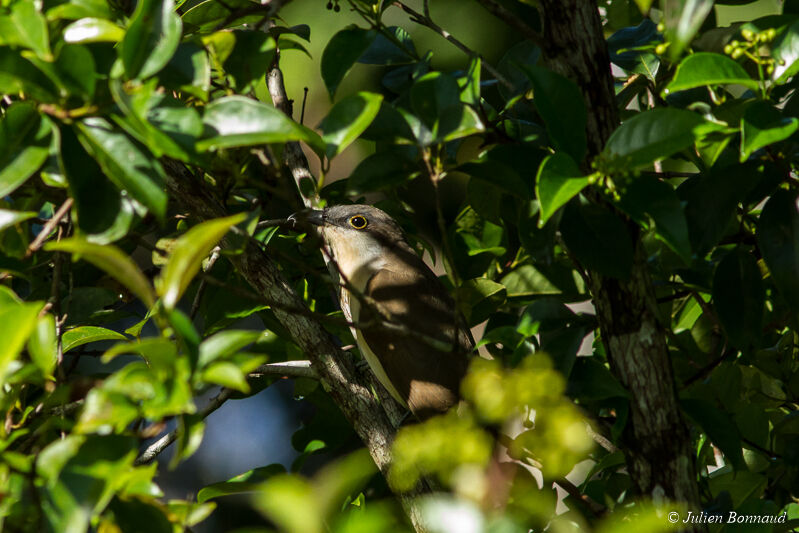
357,248 -> 472,420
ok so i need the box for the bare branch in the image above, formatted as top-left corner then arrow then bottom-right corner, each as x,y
250,360 -> 318,380
25,198 -> 73,258
135,387 -> 234,466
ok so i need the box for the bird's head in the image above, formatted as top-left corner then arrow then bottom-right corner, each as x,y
288,205 -> 409,282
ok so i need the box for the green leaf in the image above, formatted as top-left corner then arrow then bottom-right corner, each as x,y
771,20 -> 799,83
663,52 -> 759,95
600,108 -> 712,172
500,263 -> 584,299
46,0 -> 113,21
46,44 -> 97,101
268,24 -> 311,42
409,72 -> 482,143
197,96 -> 324,154
202,361 -> 249,392
45,238 -> 157,307
28,314 -> 57,378
0,48 -> 58,101
198,465 -> 285,503
560,201 -> 634,280
159,42 -> 211,99
616,176 -> 692,260
319,92 -> 383,158
607,20 -> 661,81
75,118 -> 168,221
459,56 -> 481,106
757,190 -> 799,317
681,398 -> 746,469
712,249 -> 764,347
535,153 -> 589,226
0,1 -> 52,60
0,209 -> 36,233
497,39 -> 540,101
521,65 -> 587,163
0,303 -> 41,382
608,18 -> 662,82
110,80 -> 204,164
198,330 -> 262,368
321,26 -> 376,97
222,31 -> 276,94
678,165 -> 753,255
119,0 -> 182,79
61,326 -> 128,353
60,126 -> 134,242
455,278 -> 507,326
410,71 -> 460,130
63,17 -> 125,43
459,160 -> 529,198
0,102 -> 52,197
181,0 -> 258,32
157,213 -> 246,309
358,26 -> 416,65
662,0 -> 714,60
740,100 -> 799,161
568,358 -> 629,401
359,101 -> 416,142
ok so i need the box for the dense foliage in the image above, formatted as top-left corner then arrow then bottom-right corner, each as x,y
2,0 -> 799,531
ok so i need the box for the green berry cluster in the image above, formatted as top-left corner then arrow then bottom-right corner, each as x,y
724,28 -> 781,75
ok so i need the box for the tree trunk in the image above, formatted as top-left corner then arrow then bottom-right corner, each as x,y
538,0 -> 704,526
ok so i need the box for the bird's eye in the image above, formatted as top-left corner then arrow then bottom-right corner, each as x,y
348,215 -> 368,229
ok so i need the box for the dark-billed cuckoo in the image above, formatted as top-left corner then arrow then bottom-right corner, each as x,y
291,205 -> 473,420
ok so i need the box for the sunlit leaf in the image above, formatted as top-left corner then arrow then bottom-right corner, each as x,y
535,153 -> 589,226
63,17 -> 125,43
28,314 -> 57,377
319,92 -> 383,158
599,108 -> 717,172
0,303 -> 41,382
157,213 -> 246,309
119,0 -> 182,79
61,326 -> 129,353
197,96 -> 325,154
740,100 -> 799,162
0,103 -> 52,197
663,52 -> 759,95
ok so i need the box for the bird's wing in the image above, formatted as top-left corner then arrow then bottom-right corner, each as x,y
358,263 -> 472,419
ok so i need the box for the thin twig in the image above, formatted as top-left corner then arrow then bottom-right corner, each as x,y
25,198 -> 73,258
135,387 -> 234,465
393,0 -> 514,91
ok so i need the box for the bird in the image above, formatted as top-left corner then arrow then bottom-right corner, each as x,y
289,204 -> 473,420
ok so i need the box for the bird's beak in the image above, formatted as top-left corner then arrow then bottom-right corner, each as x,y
287,209 -> 325,228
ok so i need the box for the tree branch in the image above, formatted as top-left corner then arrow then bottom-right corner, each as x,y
392,0 -> 514,91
